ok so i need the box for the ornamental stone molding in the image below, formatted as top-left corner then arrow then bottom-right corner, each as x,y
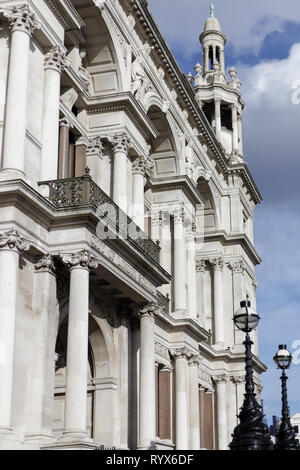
173,204 -> 185,225
230,375 -> 245,385
44,46 -> 68,73
0,230 -> 30,253
199,369 -> 213,390
196,259 -> 207,273
229,259 -> 246,274
3,4 -> 40,35
59,117 -> 73,129
214,374 -> 227,385
210,257 -> 224,272
137,301 -> 163,318
111,132 -> 131,154
151,209 -> 162,227
188,355 -> 202,367
170,347 -> 194,360
61,249 -> 99,270
87,136 -> 104,158
155,341 -> 170,361
35,254 -> 56,274
132,156 -> 147,175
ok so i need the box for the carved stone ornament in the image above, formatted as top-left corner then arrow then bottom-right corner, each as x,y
155,341 -> 170,361
210,257 -> 224,272
87,136 -> 104,158
3,4 -> 40,35
170,347 -> 194,360
173,204 -> 185,225
60,87 -> 78,111
214,374 -> 227,385
44,46 -> 68,73
0,230 -> 30,253
112,132 -> 131,153
188,355 -> 202,367
137,302 -> 163,318
132,156 -> 147,175
94,0 -> 106,10
196,259 -> 207,273
61,249 -> 99,270
35,254 -> 55,273
229,259 -> 246,274
231,375 -> 245,385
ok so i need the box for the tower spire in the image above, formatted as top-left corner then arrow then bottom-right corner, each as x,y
210,3 -> 215,18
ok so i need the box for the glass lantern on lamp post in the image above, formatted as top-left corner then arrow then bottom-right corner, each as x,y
229,299 -> 274,450
273,345 -> 300,450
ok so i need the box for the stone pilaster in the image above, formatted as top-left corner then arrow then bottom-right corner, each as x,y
188,356 -> 201,449
173,205 -> 187,313
210,257 -> 225,348
214,375 -> 228,450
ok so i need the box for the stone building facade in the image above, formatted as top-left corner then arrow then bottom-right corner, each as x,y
0,0 -> 265,450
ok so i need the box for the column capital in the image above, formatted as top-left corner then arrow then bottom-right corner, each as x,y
160,365 -> 172,373
61,249 -> 99,271
0,230 -> 30,253
215,98 -> 221,105
111,132 -> 131,154
170,347 -> 194,360
59,117 -> 73,129
214,374 -> 227,385
173,204 -> 185,224
44,46 -> 68,73
132,156 -> 147,176
229,259 -> 246,274
196,259 -> 207,273
230,375 -> 245,385
210,257 -> 224,272
151,209 -> 162,227
4,5 -> 40,36
135,301 -> 162,319
188,355 -> 202,367
86,136 -> 104,158
35,254 -> 56,274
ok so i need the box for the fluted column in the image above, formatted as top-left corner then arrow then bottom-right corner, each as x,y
1,6 -> 39,178
215,375 -> 228,450
186,227 -> 197,319
112,132 -> 130,213
229,260 -> 246,347
40,47 -> 67,181
170,347 -> 191,450
196,260 -> 206,327
231,104 -> 239,153
58,118 -> 72,179
0,230 -> 29,432
26,255 -> 57,439
173,206 -> 187,312
188,356 -> 201,449
138,303 -> 159,449
214,99 -> 222,142
61,250 -> 99,439
210,257 -> 225,348
132,156 -> 146,230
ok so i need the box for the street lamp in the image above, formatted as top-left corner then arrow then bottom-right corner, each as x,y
273,344 -> 300,450
229,299 -> 274,450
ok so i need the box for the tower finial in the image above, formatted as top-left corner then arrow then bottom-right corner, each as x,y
210,3 -> 215,18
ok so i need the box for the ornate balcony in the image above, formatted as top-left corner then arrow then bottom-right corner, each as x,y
38,170 -> 160,264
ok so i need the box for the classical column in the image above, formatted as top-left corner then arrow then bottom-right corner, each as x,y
204,47 -> 209,73
215,375 -> 228,450
220,49 -> 225,75
61,250 -> 98,439
173,205 -> 187,312
214,99 -> 222,142
0,230 -> 29,433
132,156 -> 146,230
86,137 -> 103,186
26,255 -> 57,440
231,104 -> 239,153
188,356 -> 201,449
1,6 -> 40,178
210,257 -> 225,348
229,260 -> 246,347
204,390 -> 214,449
196,260 -> 206,327
186,227 -> 197,319
112,132 -> 130,213
40,47 -> 67,181
58,118 -> 72,179
237,112 -> 243,155
228,376 -> 240,443
170,347 -> 191,450
158,366 -> 171,441
75,136 -> 88,177
199,386 -> 205,448
138,303 -> 158,449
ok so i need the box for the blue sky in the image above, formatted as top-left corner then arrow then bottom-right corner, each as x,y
148,0 -> 300,424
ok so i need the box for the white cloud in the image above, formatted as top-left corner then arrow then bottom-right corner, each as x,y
148,0 -> 300,57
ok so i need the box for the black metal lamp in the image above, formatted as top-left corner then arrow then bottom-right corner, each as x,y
229,298 -> 274,450
274,345 -> 300,450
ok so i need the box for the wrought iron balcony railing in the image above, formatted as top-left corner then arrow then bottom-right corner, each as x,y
38,170 -> 160,264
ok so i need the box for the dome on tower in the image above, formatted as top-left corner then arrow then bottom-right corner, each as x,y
204,17 -> 221,33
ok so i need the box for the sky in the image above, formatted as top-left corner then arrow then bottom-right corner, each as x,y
148,0 -> 300,424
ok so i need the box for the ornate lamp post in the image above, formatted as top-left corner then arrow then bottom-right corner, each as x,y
273,345 -> 300,450
229,299 -> 274,450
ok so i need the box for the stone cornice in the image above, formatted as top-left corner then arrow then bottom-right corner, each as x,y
203,230 -> 262,266
150,175 -> 205,207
